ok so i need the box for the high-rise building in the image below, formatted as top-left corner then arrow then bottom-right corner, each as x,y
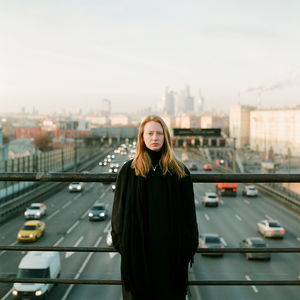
162,87 -> 175,115
101,99 -> 111,117
196,89 -> 205,113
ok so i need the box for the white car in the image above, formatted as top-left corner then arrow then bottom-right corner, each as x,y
242,185 -> 258,197
68,182 -> 83,192
202,192 -> 219,207
257,219 -> 285,238
24,203 -> 47,219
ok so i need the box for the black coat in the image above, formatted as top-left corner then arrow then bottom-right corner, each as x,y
111,160 -> 199,300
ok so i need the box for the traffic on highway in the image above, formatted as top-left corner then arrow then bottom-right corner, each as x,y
0,145 -> 299,300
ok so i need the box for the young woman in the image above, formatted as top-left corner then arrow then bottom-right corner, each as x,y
112,115 -> 199,300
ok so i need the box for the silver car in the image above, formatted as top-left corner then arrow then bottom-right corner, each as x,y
198,233 -> 225,256
242,185 -> 258,197
202,192 -> 219,207
68,182 -> 83,192
257,220 -> 285,238
24,203 -> 47,219
240,237 -> 270,260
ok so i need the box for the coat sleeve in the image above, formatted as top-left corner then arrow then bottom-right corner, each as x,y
111,161 -> 130,252
181,167 -> 199,265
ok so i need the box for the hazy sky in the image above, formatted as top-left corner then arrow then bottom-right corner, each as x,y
1,0 -> 300,114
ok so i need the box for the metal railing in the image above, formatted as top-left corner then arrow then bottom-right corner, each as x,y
0,172 -> 300,287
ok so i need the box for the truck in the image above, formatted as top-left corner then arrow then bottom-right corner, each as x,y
216,182 -> 238,196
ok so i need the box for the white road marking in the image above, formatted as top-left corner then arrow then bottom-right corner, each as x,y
99,193 -> 105,199
220,199 -> 224,205
265,214 -> 273,220
244,199 -> 250,205
298,275 -> 300,280
204,214 -> 210,221
195,199 -> 199,205
66,235 -> 84,258
109,252 -> 118,259
81,209 -> 89,219
46,209 -> 60,221
235,214 -> 242,221
1,239 -> 18,257
245,275 -> 258,293
1,287 -> 13,300
104,222 -> 111,233
67,220 -> 80,235
61,235 -> 103,300
220,238 -> 227,246
297,237 -> 300,242
74,194 -> 81,200
53,236 -> 64,247
62,200 -> 72,209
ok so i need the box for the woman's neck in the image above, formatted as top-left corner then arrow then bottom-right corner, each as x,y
146,148 -> 162,166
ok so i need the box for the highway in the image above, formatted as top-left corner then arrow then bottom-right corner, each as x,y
0,148 -> 299,300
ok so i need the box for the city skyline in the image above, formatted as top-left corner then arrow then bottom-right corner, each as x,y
1,0 -> 300,114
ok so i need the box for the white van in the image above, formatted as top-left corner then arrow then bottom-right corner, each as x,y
12,251 -> 61,299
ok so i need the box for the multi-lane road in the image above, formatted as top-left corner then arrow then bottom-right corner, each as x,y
0,149 -> 299,300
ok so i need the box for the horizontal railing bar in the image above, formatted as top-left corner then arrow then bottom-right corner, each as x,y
0,246 -> 299,253
0,278 -> 299,286
1,172 -> 300,182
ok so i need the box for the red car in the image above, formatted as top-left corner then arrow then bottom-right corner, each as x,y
203,164 -> 213,171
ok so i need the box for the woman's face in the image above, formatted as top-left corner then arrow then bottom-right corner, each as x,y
143,121 -> 164,151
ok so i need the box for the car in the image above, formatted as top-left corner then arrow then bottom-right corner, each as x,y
257,220 -> 285,238
198,233 -> 225,256
24,203 -> 47,219
68,182 -> 83,192
99,161 -> 107,166
106,231 -> 113,247
243,185 -> 258,197
239,237 -> 270,260
111,184 -> 116,192
109,163 -> 119,173
17,220 -> 46,242
202,192 -> 219,207
189,163 -> 198,171
88,203 -> 108,221
203,164 -> 213,171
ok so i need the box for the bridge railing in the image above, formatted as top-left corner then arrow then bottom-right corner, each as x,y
0,172 -> 300,287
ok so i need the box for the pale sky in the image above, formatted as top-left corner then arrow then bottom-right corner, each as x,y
1,0 -> 300,114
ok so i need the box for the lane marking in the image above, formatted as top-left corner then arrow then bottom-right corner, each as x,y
220,199 -> 224,205
1,288 -> 13,300
66,235 -> 84,258
204,214 -> 210,221
99,193 -> 105,199
265,214 -> 273,220
62,200 -> 72,209
53,237 -> 64,247
104,222 -> 111,233
61,235 -> 103,300
245,275 -> 258,293
46,209 -> 60,221
1,240 -> 18,257
235,214 -> 242,221
74,194 -> 81,200
81,209 -> 89,219
297,237 -> 300,242
67,220 -> 80,235
244,199 -> 250,205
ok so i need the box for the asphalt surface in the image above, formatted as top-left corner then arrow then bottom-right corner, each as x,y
0,149 -> 299,300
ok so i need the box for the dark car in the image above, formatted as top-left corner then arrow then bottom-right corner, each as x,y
88,204 -> 108,221
189,163 -> 198,171
198,233 -> 225,256
239,237 -> 271,260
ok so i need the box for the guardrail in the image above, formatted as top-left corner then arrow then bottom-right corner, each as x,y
0,173 -> 300,288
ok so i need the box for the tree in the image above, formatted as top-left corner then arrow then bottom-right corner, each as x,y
34,131 -> 53,152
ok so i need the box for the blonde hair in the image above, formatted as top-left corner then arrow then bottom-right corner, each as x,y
132,115 -> 186,178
